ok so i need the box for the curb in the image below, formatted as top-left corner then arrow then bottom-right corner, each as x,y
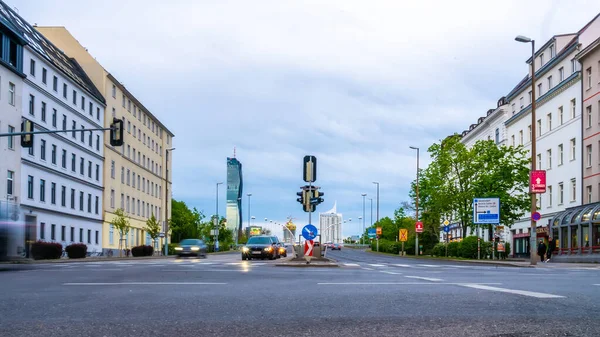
364,250 -> 532,268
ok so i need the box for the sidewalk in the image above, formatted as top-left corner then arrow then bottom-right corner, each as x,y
1,255 -> 175,264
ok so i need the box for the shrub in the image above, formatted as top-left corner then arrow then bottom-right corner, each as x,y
31,241 -> 62,260
459,236 -> 479,259
132,245 -> 155,257
432,243 -> 446,257
143,245 -> 154,256
65,243 -> 87,259
447,242 -> 460,257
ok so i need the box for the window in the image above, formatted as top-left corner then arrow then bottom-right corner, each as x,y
121,193 -> 124,209
537,154 -> 542,169
128,99 -> 131,112
528,91 -> 532,104
41,102 -> 46,122
30,59 -> 35,76
71,188 -> 75,209
138,129 -> 141,139
96,135 -> 100,151
53,76 -> 58,91
112,107 -> 116,118
587,67 -> 592,89
572,59 -> 577,73
79,191 -> 84,211
540,53 -> 544,66
8,82 -> 15,106
587,186 -> 593,203
51,144 -> 56,164
547,113 -> 552,131
51,182 -> 56,204
95,196 -> 99,214
95,231 -> 99,245
62,115 -> 67,131
538,83 -> 542,96
127,169 -> 130,185
88,193 -> 92,213
71,121 -> 76,138
80,228 -> 83,243
109,225 -> 114,245
122,94 -> 126,107
110,189 -> 115,208
28,142 -> 33,156
571,99 -> 576,118
519,130 -> 523,145
558,106 -> 564,125
40,223 -> 45,240
89,102 -> 93,115
587,145 -> 592,168
570,138 -> 576,161
528,125 -> 532,142
7,125 -> 14,149
88,131 -> 92,147
51,224 -> 56,241
137,176 -> 140,190
133,125 -> 137,138
6,171 -> 14,196
52,109 -> 57,127
29,94 -> 35,115
61,186 -> 66,206
63,83 -> 67,98
42,68 -> 47,84
61,226 -> 65,242
88,161 -> 92,178
558,183 -> 564,205
96,107 -> 100,121
558,143 -> 564,164
537,119 -> 541,136
587,105 -> 592,127
128,120 -> 131,133
39,179 -> 45,202
559,67 -> 564,81
80,157 -> 84,175
142,178 -> 145,192
510,136 -> 515,147
137,200 -> 140,216
111,161 -> 115,179
550,44 -> 555,58
70,227 -> 74,242
72,90 -> 77,105
548,186 -> 553,207
80,125 -> 85,143
126,196 -> 130,213
27,175 -> 34,199
96,164 -> 100,181
547,149 -> 552,169
127,145 -> 131,158
571,179 -> 577,202
121,166 -> 125,183
40,140 -> 46,160
61,150 -> 67,168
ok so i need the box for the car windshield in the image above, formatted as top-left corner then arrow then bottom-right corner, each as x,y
179,239 -> 199,245
247,237 -> 272,244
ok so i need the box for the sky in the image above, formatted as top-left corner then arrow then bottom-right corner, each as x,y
10,0 -> 600,238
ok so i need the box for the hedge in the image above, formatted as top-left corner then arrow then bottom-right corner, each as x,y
31,241 -> 62,260
65,243 -> 87,259
131,245 -> 154,257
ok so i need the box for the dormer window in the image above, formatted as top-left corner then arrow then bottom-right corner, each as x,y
1,31 -> 24,71
549,44 -> 555,58
540,53 -> 544,66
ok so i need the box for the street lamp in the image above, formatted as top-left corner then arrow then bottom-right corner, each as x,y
163,147 -> 175,256
409,146 -> 420,256
240,193 -> 251,247
516,34 -> 538,265
368,198 -> 373,228
372,182 -> 379,224
215,182 -> 223,251
361,193 -> 367,245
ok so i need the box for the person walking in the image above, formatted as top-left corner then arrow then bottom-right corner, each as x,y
537,239 -> 547,263
546,237 -> 556,263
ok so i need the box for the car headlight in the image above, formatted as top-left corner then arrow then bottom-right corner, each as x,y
191,247 -> 200,251
242,247 -> 249,252
175,247 -> 183,251
264,247 -> 272,252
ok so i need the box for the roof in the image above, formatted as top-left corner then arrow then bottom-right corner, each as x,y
0,1 -> 105,104
576,36 -> 600,60
108,73 -> 175,137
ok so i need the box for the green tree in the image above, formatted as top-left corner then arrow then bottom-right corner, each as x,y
169,199 -> 206,242
113,208 -> 130,257
145,213 -> 161,252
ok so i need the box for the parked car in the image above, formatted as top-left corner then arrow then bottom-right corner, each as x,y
330,243 -> 342,250
241,236 -> 277,260
174,239 -> 207,258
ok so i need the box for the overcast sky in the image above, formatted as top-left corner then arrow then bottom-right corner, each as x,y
11,0 -> 600,238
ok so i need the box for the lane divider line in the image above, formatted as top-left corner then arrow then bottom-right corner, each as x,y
458,284 -> 565,298
404,276 -> 443,282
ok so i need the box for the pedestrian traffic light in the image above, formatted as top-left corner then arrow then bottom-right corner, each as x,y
21,119 -> 34,148
110,118 -> 123,146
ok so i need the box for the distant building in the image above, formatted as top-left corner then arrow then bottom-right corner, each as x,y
319,202 -> 342,243
283,220 -> 296,243
226,156 -> 243,239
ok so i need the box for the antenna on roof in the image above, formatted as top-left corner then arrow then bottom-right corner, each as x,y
233,146 -> 236,158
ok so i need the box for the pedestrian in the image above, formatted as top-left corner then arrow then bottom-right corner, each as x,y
537,239 -> 546,263
546,237 -> 556,263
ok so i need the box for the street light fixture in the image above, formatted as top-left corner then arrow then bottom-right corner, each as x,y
516,34 -> 538,265
372,182 -> 379,224
361,193 -> 367,245
409,146 -> 420,256
163,147 -> 175,256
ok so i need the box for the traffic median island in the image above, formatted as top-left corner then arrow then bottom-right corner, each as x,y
275,256 -> 339,267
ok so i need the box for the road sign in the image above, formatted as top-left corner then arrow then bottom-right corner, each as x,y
497,242 -> 505,252
303,155 -> 317,183
532,211 -> 541,222
376,227 -> 382,235
368,228 -> 376,239
443,225 -> 450,233
415,221 -> 423,233
301,224 -> 318,240
443,219 -> 449,226
530,170 -> 547,193
399,229 -> 408,242
159,232 -> 165,238
473,198 -> 500,224
304,240 -> 314,256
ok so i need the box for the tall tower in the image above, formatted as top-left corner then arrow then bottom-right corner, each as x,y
319,202 -> 342,243
226,151 -> 243,241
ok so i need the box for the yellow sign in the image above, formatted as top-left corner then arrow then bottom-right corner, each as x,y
399,229 -> 408,242
376,227 -> 382,235
443,220 -> 449,226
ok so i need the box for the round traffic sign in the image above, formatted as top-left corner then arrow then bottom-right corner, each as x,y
302,224 -> 318,240
443,225 -> 450,233
532,212 -> 541,222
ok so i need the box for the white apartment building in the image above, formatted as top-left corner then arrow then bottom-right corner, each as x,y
1,5 -> 107,253
319,202 -> 342,244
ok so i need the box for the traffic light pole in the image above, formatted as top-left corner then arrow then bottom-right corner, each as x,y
0,126 -> 114,137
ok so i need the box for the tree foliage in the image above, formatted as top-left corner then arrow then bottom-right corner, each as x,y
409,135 -> 530,237
113,208 -> 130,256
169,199 -> 205,242
145,213 -> 161,247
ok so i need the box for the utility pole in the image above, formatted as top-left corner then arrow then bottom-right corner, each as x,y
410,147 -> 420,256
373,182 -> 379,224
215,182 -> 223,252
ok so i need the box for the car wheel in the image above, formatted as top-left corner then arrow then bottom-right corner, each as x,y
242,255 -> 247,261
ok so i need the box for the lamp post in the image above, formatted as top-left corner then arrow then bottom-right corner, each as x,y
516,34 -> 538,265
372,182 -> 379,224
409,146 -> 419,256
240,193 -> 251,247
163,147 -> 175,256
368,198 -> 373,228
358,216 -> 363,244
361,193 -> 367,245
215,182 -> 223,252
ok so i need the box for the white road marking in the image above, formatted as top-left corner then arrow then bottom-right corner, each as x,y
318,282 -> 502,285
362,267 -> 374,270
368,264 -> 385,267
160,269 -> 242,272
380,271 -> 402,275
593,284 -> 600,286
343,263 -> 360,267
405,276 -> 443,282
459,284 -> 565,298
419,264 -> 441,268
392,264 -> 412,268
63,282 -> 227,286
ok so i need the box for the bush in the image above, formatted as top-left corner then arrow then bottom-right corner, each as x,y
459,236 -> 479,259
65,243 -> 87,259
447,242 -> 460,257
31,241 -> 62,260
432,243 -> 446,257
131,245 -> 154,257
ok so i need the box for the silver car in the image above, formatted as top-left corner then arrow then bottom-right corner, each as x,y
175,239 -> 207,258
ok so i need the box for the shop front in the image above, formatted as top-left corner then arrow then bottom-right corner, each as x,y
549,203 -> 600,262
511,225 -> 549,258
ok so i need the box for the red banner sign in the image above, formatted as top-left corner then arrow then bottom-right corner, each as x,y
415,221 -> 423,233
530,170 -> 546,193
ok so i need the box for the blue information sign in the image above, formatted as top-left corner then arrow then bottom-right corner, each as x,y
443,225 -> 450,233
368,228 -> 377,239
302,224 -> 318,240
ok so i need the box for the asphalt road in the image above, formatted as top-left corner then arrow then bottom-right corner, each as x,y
1,248 -> 599,337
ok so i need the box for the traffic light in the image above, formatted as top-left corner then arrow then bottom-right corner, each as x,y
110,118 -> 123,146
303,203 -> 315,212
296,191 -> 304,204
314,190 -> 324,204
21,119 -> 34,148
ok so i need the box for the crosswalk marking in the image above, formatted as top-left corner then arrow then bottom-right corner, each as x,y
405,276 -> 443,282
418,264 -> 441,268
368,264 -> 385,267
380,271 -> 402,275
392,264 -> 412,268
344,263 -> 360,267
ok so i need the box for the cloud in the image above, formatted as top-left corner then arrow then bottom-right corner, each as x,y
13,0 -> 600,239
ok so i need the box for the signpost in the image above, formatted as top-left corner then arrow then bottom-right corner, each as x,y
367,228 -> 376,239
399,229 -> 408,256
530,170 -> 547,193
302,224 -> 318,263
532,211 -> 541,222
304,240 -> 314,264
473,198 -> 500,260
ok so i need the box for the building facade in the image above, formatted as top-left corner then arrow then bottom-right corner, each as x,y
0,4 -> 107,254
226,157 -> 243,238
319,202 -> 342,244
36,27 -> 175,254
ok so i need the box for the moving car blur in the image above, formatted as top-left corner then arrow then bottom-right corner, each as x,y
175,239 -> 207,258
